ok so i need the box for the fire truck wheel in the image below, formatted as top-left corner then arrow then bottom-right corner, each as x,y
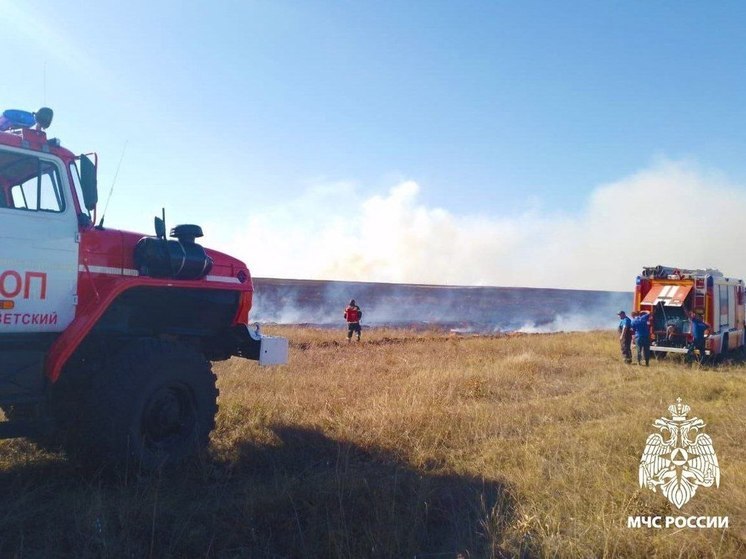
86,339 -> 218,471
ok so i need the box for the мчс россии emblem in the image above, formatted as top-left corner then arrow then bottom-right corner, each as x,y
639,398 -> 720,509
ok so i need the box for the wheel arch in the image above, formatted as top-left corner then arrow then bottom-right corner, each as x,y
47,281 -> 245,383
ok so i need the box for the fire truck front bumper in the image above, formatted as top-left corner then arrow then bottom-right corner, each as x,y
650,345 -> 691,354
650,344 -> 709,356
229,324 -> 289,365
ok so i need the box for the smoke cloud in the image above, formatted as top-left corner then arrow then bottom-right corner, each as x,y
222,160 -> 746,291
249,278 -> 631,333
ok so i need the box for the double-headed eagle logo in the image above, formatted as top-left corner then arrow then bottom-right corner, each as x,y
639,398 -> 720,509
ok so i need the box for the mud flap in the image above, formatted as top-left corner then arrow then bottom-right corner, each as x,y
230,324 -> 288,365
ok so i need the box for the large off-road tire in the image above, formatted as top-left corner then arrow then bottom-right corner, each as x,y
81,339 -> 218,471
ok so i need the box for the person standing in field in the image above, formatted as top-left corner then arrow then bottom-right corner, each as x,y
630,310 -> 651,366
688,310 -> 711,362
344,299 -> 363,342
617,310 -> 632,364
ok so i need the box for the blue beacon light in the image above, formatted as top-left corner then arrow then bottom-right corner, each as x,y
0,108 -> 53,131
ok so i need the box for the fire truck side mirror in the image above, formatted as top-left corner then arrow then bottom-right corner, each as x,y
79,155 -> 98,211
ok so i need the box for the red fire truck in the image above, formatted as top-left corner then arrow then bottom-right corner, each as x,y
634,265 -> 745,359
0,108 -> 287,468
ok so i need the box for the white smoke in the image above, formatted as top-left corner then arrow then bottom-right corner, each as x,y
516,312 -> 619,334
221,160 -> 746,291
246,273 -> 632,333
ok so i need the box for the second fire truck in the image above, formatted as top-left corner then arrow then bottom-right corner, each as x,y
633,265 -> 745,359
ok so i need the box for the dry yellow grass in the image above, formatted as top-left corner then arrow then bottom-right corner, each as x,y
1,327 -> 745,558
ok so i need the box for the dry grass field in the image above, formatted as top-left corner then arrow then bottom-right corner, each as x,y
1,326 -> 745,558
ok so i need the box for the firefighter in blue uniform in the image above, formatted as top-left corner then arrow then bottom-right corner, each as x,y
630,310 -> 651,366
688,310 -> 711,363
617,310 -> 632,364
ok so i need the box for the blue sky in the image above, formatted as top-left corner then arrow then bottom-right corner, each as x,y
3,1 -> 746,290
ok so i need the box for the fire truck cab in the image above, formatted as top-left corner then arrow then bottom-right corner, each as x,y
634,265 -> 745,359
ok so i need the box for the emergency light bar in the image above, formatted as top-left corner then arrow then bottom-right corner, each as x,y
0,107 -> 53,131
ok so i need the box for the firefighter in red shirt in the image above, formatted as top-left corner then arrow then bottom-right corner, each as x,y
344,299 -> 363,342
